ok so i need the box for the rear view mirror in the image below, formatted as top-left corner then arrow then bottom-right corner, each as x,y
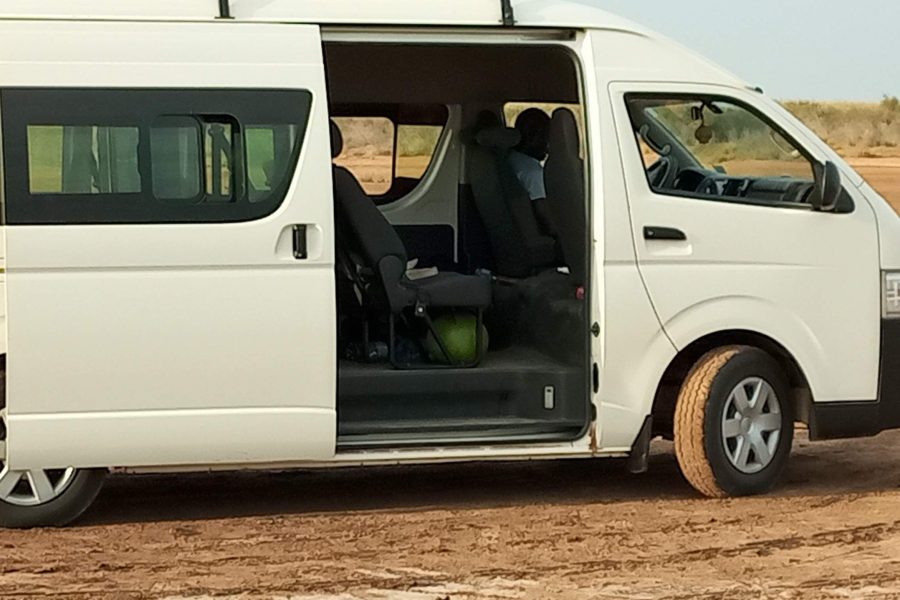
811,161 -> 842,212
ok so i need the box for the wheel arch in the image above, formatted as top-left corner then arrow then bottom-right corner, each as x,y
650,329 -> 813,439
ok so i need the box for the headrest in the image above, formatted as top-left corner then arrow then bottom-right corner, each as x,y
476,126 -> 521,150
549,108 -> 579,152
330,121 -> 343,159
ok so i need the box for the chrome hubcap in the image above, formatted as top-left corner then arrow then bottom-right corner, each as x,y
721,377 -> 782,474
0,407 -> 76,506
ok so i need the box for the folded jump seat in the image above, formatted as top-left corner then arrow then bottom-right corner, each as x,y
331,122 -> 491,369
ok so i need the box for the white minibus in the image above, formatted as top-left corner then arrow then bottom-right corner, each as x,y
1,0 -> 898,528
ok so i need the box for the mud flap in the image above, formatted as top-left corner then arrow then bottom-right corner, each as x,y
626,415 -> 653,474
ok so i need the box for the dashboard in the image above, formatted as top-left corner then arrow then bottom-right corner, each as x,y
660,164 -> 815,207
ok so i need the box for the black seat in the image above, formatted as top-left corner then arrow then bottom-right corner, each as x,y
466,113 -> 556,278
331,122 -> 491,368
544,108 -> 586,288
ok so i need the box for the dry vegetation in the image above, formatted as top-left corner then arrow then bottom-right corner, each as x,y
785,96 -> 900,158
791,98 -> 900,210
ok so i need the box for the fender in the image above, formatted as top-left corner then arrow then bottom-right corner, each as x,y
663,295 -> 826,400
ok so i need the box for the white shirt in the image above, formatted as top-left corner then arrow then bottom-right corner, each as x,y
507,150 -> 546,201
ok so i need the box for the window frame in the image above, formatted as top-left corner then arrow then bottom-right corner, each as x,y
1,88 -> 312,225
624,92 -> 833,212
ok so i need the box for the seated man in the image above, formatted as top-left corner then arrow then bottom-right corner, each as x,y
507,108 -> 556,236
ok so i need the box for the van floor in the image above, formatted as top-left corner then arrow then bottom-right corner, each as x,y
337,346 -> 588,449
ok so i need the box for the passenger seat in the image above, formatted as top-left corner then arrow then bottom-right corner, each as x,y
466,112 -> 557,278
331,122 -> 492,368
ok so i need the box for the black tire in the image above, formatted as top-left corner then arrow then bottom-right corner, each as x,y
0,469 -> 107,529
674,345 -> 794,498
1,359 -> 107,528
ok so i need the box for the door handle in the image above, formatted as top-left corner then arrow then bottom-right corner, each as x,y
292,225 -> 308,259
643,226 -> 687,241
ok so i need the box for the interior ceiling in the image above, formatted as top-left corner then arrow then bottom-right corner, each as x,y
324,44 -> 579,105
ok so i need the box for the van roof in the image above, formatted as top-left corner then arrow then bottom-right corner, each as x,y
0,0 -> 648,32
1,0 -> 749,91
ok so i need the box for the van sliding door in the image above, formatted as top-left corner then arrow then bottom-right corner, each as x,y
0,20 -> 336,470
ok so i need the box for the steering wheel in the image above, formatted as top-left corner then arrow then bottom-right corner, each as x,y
647,156 -> 673,188
695,176 -> 721,196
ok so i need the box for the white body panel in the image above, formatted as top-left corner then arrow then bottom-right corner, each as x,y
2,21 -> 337,469
571,32 -> 676,452
608,82 -> 881,404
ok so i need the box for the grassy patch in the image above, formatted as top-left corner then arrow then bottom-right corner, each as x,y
783,96 -> 900,158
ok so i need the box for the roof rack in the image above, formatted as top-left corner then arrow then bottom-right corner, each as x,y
501,0 -> 516,26
216,0 -> 514,25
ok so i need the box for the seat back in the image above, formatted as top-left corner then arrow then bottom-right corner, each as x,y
466,113 -> 555,278
331,122 -> 409,311
544,108 -> 586,287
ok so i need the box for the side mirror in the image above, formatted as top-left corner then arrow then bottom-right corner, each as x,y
811,161 -> 842,212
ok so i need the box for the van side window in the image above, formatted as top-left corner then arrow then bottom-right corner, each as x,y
396,124 -> 442,183
625,94 -> 819,209
2,89 -> 311,224
27,125 -> 141,195
332,117 -> 394,196
331,104 -> 447,205
150,118 -> 202,201
246,124 -> 300,203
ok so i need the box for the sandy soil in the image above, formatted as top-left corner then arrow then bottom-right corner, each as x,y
2,429 -> 900,599
852,158 -> 900,211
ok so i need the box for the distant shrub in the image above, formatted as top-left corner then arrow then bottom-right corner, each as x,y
783,100 -> 900,157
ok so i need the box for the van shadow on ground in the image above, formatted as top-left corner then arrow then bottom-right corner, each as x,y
79,431 -> 900,526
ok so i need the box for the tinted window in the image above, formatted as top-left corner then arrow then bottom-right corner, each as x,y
2,89 -> 312,224
27,125 -> 141,194
150,118 -> 202,201
246,124 -> 301,203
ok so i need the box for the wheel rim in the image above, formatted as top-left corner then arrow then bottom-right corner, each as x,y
721,377 -> 782,474
0,408 -> 77,507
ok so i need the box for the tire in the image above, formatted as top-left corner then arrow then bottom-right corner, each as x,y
0,360 -> 107,528
0,470 -> 107,529
674,345 -> 794,498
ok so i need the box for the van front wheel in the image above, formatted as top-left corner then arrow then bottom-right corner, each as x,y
674,346 -> 793,498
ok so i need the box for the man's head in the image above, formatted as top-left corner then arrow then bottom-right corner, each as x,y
514,108 -> 551,161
